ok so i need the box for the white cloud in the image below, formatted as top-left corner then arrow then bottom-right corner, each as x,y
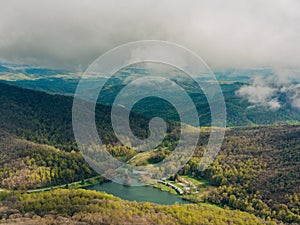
292,96 -> 300,109
236,76 -> 280,110
0,0 -> 300,70
287,83 -> 300,110
236,69 -> 300,110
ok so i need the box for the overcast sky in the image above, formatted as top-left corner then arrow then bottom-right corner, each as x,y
0,0 -> 299,71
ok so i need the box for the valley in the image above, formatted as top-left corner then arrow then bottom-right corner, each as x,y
0,82 -> 299,224
1,2 -> 300,224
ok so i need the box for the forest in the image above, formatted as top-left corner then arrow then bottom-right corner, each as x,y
0,82 -> 299,224
178,126 -> 300,224
0,189 -> 270,225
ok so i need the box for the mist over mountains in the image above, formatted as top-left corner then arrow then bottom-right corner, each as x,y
1,63 -> 299,127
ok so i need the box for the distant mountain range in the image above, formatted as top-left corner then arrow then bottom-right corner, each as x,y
1,63 -> 299,127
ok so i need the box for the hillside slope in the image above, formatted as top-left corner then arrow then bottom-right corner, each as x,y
2,78 -> 300,126
0,189 -> 269,225
0,82 -> 154,151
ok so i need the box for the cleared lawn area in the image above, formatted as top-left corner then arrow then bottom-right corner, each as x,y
181,175 -> 210,187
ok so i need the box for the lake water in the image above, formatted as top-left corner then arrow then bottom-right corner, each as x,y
85,182 -> 190,205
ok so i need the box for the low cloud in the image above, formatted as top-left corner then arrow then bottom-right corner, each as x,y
0,0 -> 300,71
236,68 -> 300,110
236,76 -> 280,110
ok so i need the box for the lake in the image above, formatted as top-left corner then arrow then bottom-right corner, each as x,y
85,181 -> 190,205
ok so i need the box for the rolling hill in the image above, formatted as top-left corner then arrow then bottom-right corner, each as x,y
0,81 -> 299,224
